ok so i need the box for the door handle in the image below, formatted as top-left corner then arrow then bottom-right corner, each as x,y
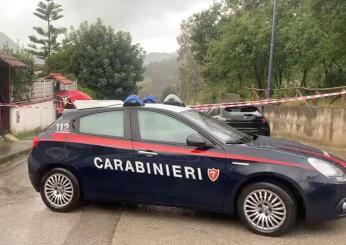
137,150 -> 158,157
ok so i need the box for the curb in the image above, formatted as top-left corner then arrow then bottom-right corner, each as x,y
0,148 -> 31,166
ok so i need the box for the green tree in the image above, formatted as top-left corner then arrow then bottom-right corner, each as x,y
28,0 -> 65,60
177,4 -> 222,103
309,0 -> 346,87
47,19 -> 145,99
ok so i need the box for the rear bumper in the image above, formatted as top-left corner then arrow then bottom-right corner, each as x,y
28,153 -> 42,192
227,124 -> 270,136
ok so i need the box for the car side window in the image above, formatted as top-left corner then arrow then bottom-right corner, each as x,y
137,110 -> 197,144
79,111 -> 124,137
208,107 -> 220,117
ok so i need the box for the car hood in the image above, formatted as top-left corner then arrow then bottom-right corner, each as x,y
245,136 -> 346,167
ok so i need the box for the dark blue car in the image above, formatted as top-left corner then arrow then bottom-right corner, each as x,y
28,103 -> 346,236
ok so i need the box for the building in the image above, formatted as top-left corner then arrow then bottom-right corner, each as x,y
0,52 -> 27,133
0,53 -> 55,135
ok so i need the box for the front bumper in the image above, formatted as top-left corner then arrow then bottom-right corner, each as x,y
300,178 -> 346,222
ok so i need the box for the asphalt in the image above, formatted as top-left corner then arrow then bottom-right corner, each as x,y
0,141 -> 32,165
0,147 -> 346,245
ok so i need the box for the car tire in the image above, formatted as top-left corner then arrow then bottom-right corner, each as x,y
40,168 -> 81,212
237,182 -> 297,236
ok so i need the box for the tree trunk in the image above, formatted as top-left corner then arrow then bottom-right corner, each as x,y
301,69 -> 308,87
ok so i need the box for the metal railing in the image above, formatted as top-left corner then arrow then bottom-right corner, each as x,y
32,80 -> 54,99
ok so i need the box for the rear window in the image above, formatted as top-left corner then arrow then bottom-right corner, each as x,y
79,111 -> 124,137
224,107 -> 259,113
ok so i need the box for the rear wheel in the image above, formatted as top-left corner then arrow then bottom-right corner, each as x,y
40,168 -> 80,212
237,182 -> 297,236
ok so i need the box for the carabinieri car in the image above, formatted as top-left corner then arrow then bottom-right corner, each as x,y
28,102 -> 346,236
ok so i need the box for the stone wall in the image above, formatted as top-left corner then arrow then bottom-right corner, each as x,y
262,105 -> 346,147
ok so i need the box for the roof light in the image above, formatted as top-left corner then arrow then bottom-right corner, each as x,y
143,95 -> 158,104
123,94 -> 144,107
163,94 -> 185,107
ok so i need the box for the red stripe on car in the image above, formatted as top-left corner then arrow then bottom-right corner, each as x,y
45,133 -> 308,169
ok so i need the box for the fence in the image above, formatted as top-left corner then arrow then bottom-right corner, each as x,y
32,80 -> 54,99
30,80 -> 77,99
61,82 -> 77,91
245,85 -> 346,105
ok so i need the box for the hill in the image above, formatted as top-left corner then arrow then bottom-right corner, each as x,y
0,32 -> 19,51
139,52 -> 179,99
144,52 -> 178,65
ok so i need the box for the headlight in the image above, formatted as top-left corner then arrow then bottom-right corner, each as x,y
308,158 -> 346,182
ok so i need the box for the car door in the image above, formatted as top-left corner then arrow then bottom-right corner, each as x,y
130,108 -> 226,210
64,108 -> 138,200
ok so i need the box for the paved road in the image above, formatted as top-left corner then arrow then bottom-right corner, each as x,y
0,147 -> 346,245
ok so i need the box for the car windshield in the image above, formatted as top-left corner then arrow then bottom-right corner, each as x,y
180,110 -> 251,144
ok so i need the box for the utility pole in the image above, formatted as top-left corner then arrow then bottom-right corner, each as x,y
266,0 -> 277,99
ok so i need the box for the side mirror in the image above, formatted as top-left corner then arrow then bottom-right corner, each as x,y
186,133 -> 208,148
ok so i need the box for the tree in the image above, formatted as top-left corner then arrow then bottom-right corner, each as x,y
47,19 -> 145,99
28,0 -> 65,60
177,3 -> 222,103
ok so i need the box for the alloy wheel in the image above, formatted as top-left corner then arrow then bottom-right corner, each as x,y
243,189 -> 287,232
44,173 -> 74,208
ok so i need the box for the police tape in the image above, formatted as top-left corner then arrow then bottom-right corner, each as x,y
190,90 -> 346,111
0,98 -> 67,110
1,90 -> 345,111
0,103 -> 53,109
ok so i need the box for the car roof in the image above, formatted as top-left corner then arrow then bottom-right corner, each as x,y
143,103 -> 191,113
74,100 -> 123,109
65,102 -> 191,116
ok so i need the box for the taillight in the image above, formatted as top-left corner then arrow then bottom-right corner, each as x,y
32,136 -> 40,149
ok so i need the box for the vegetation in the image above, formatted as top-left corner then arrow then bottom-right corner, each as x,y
2,46 -> 35,101
47,19 -> 145,99
15,129 -> 38,141
28,0 -> 65,60
177,0 -> 346,103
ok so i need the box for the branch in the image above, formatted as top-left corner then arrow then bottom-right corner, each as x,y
34,12 -> 48,21
35,7 -> 47,16
51,13 -> 63,21
33,26 -> 48,37
38,1 -> 47,10
29,35 -> 47,45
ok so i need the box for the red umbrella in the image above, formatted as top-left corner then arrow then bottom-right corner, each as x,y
56,90 -> 92,102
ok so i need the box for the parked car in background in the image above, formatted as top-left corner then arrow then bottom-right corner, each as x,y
207,106 -> 270,136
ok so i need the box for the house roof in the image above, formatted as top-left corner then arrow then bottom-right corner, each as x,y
0,52 -> 27,68
45,72 -> 72,85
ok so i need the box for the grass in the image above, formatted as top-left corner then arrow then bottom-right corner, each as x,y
15,130 -> 38,141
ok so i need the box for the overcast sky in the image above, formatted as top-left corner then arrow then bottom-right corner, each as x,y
1,0 -> 215,53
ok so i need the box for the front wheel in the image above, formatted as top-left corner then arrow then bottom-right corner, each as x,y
40,168 -> 81,212
237,182 -> 297,236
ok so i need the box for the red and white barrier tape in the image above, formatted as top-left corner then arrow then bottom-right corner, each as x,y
0,98 -> 68,110
0,103 -> 54,109
1,90 -> 345,111
191,90 -> 346,111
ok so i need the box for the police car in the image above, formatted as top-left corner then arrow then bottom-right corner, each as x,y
28,97 -> 346,236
